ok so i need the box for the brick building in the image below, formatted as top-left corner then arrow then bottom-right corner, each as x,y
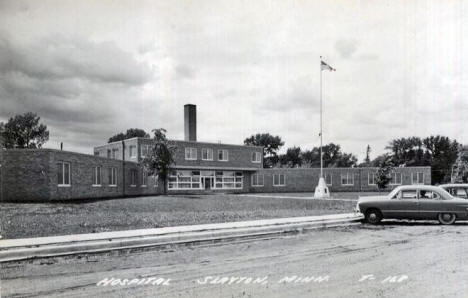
0,104 -> 431,201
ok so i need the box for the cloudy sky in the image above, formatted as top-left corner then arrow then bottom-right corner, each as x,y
0,0 -> 467,161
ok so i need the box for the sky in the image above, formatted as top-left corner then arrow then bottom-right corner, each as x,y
0,0 -> 467,161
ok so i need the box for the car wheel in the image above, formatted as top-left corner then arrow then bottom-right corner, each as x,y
438,213 -> 456,225
365,209 -> 382,224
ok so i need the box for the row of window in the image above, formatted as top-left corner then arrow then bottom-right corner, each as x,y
168,170 -> 244,190
57,162 -> 157,188
251,172 -> 426,188
184,147 -> 262,163
251,174 -> 286,187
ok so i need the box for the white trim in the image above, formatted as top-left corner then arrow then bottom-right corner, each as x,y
129,145 -> 137,158
368,172 -> 376,186
185,147 -> 197,160
251,174 -> 264,187
412,172 -> 425,185
389,172 -> 403,185
273,174 -> 286,187
109,167 -> 117,186
57,162 -> 71,186
92,166 -> 102,186
218,149 -> 229,161
340,173 -> 354,186
251,152 -> 262,163
201,148 -> 214,161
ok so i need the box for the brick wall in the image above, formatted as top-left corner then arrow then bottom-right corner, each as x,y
1,150 -> 51,201
0,149 -> 163,202
168,140 -> 263,169
94,138 -> 264,169
247,167 -> 431,193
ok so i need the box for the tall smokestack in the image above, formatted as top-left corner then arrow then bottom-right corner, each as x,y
184,104 -> 197,142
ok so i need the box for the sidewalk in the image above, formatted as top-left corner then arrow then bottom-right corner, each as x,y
0,213 -> 363,262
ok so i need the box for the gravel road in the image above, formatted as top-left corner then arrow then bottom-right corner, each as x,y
2,221 -> 468,297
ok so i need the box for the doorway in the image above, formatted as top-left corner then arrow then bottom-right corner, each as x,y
203,177 -> 213,190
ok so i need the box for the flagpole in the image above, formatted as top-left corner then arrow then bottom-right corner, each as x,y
320,56 -> 323,178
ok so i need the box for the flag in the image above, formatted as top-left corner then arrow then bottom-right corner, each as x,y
321,60 -> 336,72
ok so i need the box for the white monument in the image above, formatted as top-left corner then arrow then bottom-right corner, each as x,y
314,57 -> 335,199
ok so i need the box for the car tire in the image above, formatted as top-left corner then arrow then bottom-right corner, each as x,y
365,209 -> 382,224
438,213 -> 456,225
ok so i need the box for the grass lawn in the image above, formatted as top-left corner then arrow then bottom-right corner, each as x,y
0,193 -> 367,239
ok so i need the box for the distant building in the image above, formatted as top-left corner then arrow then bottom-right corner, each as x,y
0,104 -> 431,202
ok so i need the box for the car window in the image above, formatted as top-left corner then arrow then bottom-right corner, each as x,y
456,188 -> 468,198
419,190 -> 441,200
400,190 -> 417,199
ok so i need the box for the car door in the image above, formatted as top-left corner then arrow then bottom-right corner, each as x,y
418,190 -> 443,220
384,189 -> 420,219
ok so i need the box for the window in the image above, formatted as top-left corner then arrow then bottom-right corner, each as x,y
107,149 -> 111,158
251,174 -> 264,187
390,172 -> 402,185
57,162 -> 71,186
141,145 -> 149,158
273,174 -> 286,186
129,145 -> 136,158
92,166 -> 102,186
185,147 -> 197,160
419,190 -> 441,200
168,170 -> 203,190
168,170 -> 242,190
368,172 -> 376,185
130,169 -> 138,187
412,172 -> 424,185
453,188 -> 468,198
341,173 -> 354,186
109,167 -> 117,186
251,152 -> 262,163
325,173 -> 332,186
218,149 -> 228,161
142,170 -> 148,187
400,190 -> 417,199
112,148 -> 118,159
94,151 -> 100,156
202,148 -> 213,160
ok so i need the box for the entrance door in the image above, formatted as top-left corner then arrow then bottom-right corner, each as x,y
204,177 -> 212,190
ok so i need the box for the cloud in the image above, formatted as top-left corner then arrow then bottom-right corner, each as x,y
335,39 -> 358,59
0,35 -> 152,85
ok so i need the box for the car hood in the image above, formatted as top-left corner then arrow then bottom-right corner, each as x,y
358,195 -> 387,203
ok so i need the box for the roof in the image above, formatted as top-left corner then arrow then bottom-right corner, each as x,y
393,185 -> 443,191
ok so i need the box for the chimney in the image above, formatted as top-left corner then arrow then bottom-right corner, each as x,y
184,104 -> 197,141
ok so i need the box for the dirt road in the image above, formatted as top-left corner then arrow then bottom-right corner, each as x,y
2,222 -> 468,297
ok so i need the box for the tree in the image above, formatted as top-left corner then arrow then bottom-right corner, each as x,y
142,128 -> 177,194
279,146 -> 302,168
1,112 -> 49,149
386,137 -> 425,166
422,135 -> 459,184
386,135 -> 459,184
300,143 -> 358,168
108,128 -> 149,143
244,133 -> 284,168
375,154 -> 394,190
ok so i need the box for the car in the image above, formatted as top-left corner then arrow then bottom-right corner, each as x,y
439,184 -> 468,199
356,185 -> 468,225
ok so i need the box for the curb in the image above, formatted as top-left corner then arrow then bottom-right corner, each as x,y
0,213 -> 363,262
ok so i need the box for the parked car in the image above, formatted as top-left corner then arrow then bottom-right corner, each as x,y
356,185 -> 468,225
439,184 -> 468,199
